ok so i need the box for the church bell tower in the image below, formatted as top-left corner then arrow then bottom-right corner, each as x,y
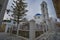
41,1 -> 50,32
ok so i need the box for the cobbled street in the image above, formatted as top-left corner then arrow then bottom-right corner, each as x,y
0,32 -> 22,40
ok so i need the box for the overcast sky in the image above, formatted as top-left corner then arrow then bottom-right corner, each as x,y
4,0 -> 57,20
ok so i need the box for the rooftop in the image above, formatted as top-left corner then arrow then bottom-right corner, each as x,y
35,13 -> 42,16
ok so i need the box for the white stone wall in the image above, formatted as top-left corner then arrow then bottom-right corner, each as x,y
29,20 -> 36,40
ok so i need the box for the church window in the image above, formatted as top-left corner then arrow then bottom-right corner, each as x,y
38,16 -> 40,18
42,4 -> 44,8
13,22 -> 16,24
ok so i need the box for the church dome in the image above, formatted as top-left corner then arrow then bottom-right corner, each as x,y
35,13 -> 42,16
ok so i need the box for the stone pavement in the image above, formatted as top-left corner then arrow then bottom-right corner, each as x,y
0,32 -> 25,40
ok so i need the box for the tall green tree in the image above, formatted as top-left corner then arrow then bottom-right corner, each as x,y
11,0 -> 28,35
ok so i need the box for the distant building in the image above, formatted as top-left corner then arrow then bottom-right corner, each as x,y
0,0 -> 9,27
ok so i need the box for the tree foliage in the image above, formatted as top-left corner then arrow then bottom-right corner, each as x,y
12,0 -> 28,23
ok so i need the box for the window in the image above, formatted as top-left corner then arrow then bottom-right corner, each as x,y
13,22 -> 16,24
42,4 -> 44,8
38,16 -> 40,18
44,21 -> 46,23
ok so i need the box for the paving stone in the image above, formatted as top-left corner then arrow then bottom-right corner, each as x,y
0,32 -> 24,40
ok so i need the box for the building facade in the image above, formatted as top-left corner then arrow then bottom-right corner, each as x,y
52,0 -> 60,18
0,0 -> 9,27
52,0 -> 60,29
